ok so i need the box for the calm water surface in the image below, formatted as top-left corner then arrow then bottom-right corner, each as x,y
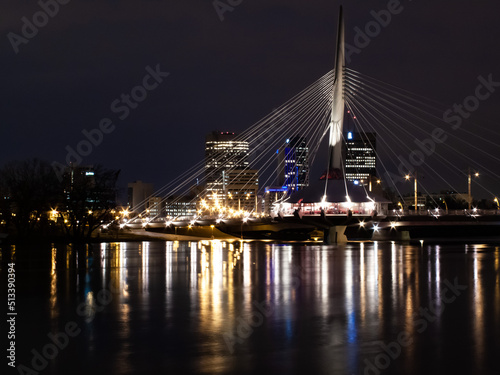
1,241 -> 500,375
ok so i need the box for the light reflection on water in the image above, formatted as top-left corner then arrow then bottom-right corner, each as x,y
2,241 -> 500,375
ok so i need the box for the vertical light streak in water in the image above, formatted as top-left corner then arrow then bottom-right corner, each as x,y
282,246 -> 292,288
398,244 -> 404,300
345,249 -> 356,343
166,242 -> 173,291
165,242 -> 174,318
265,245 -> 272,303
427,247 -> 432,292
50,244 -> 58,319
282,246 -> 293,333
366,242 -> 378,319
435,245 -> 441,304
120,243 -> 129,301
242,242 -> 251,286
345,250 -> 353,311
321,249 -> 328,312
141,241 -> 149,294
225,241 -> 235,317
211,241 -> 223,319
359,243 -> 366,325
66,245 -> 72,270
404,244 -> 415,337
190,242 -> 198,289
198,241 -> 211,352
114,242 -> 131,373
374,242 -> 384,322
270,244 -> 282,318
391,242 -> 397,304
271,245 -> 279,296
472,246 -> 484,368
315,249 -> 320,303
495,248 -> 500,319
101,243 -> 106,290
243,242 -> 252,309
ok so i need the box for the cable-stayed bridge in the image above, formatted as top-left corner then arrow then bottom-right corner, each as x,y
110,7 -> 500,243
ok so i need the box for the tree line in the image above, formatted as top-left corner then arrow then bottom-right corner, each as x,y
0,158 -> 119,242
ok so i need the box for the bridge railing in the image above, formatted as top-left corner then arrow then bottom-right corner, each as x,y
393,209 -> 500,216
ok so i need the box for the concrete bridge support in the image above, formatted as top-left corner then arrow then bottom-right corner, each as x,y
324,225 -> 348,244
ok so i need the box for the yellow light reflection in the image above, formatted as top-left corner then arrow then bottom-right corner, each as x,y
472,247 -> 484,366
50,245 -> 58,319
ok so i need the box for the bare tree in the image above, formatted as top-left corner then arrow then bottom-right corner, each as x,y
0,159 -> 62,237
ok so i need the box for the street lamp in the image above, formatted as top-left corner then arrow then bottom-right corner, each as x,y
397,201 -> 403,212
405,171 -> 418,212
442,198 -> 448,214
494,197 -> 499,210
467,168 -> 479,211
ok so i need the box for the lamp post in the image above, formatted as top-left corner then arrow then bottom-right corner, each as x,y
467,168 -> 479,211
405,171 -> 418,212
494,197 -> 499,210
442,198 -> 448,214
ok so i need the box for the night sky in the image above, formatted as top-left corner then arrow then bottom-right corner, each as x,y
2,0 -> 500,201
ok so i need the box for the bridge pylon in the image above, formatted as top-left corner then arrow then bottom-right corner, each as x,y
328,6 -> 345,171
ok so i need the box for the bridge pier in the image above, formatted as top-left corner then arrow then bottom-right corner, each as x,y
324,226 -> 348,244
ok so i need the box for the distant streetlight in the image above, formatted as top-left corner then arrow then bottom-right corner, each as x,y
494,197 -> 499,210
468,168 -> 479,211
404,171 -> 418,212
442,198 -> 448,214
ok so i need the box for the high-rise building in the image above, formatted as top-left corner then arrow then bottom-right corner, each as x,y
223,169 -> 259,211
278,137 -> 309,192
205,131 -> 250,197
146,196 -> 163,218
127,181 -> 154,213
165,195 -> 197,219
345,131 -> 377,182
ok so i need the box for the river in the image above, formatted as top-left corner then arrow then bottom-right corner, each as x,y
1,240 -> 499,374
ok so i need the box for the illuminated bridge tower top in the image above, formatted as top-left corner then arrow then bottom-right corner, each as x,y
328,6 -> 345,171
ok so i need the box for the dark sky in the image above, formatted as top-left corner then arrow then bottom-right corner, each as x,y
2,0 -> 500,201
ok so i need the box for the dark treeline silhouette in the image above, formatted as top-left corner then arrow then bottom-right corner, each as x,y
0,158 -> 119,242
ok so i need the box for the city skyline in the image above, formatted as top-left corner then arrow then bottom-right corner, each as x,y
2,1 -> 499,199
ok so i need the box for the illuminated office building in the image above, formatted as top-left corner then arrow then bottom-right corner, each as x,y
345,131 -> 377,182
205,131 -> 251,198
278,136 -> 309,192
